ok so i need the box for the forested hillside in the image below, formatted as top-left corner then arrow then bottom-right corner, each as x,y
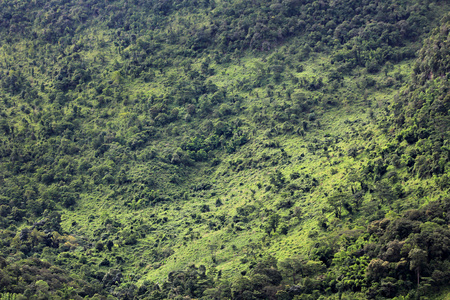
0,0 -> 450,299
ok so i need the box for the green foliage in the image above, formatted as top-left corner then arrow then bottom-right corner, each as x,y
0,0 -> 448,299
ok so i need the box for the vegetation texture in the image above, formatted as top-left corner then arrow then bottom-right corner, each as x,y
0,0 -> 450,299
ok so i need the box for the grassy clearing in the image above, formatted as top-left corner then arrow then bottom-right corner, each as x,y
63,50 -> 418,284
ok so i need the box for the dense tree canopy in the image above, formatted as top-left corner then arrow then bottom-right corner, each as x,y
0,0 -> 449,299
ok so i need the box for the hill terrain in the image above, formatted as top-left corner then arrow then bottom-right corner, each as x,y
0,0 -> 450,299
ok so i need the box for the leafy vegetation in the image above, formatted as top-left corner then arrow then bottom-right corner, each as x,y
0,0 -> 450,299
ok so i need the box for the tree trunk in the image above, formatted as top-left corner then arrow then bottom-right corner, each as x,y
417,268 -> 420,287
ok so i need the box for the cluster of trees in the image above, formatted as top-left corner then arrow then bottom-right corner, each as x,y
391,18 -> 450,179
0,257 -> 101,299
0,0 -> 449,298
1,192 -> 450,299
127,198 -> 450,300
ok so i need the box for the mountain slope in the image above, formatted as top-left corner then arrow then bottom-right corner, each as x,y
0,0 -> 449,299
